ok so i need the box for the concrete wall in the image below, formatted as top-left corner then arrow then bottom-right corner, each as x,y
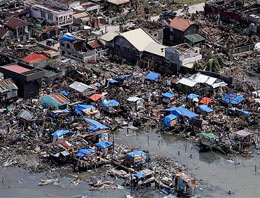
31,5 -> 73,26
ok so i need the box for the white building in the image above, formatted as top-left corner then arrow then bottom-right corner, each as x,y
26,1 -> 73,26
165,43 -> 202,71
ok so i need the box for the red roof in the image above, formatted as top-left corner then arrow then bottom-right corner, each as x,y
90,94 -> 103,101
6,17 -> 29,29
169,17 -> 196,32
23,53 -> 48,64
3,65 -> 30,73
0,27 -> 8,39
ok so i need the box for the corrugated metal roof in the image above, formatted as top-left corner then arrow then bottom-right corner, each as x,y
2,65 -> 30,73
100,32 -> 118,42
88,41 -> 100,49
22,53 -> 48,64
170,17 -> 196,32
144,42 -> 166,57
0,27 -> 8,39
6,17 -> 29,29
18,109 -> 34,121
69,81 -> 93,93
177,78 -> 196,87
119,28 -> 157,52
51,94 -> 69,105
184,34 -> 205,43
0,78 -> 18,93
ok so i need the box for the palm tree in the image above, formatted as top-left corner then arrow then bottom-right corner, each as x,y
206,58 -> 221,72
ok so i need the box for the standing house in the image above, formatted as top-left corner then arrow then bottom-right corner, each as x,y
163,17 -> 199,46
111,28 -> 160,65
41,93 -> 70,110
17,109 -> 35,128
5,17 -> 30,42
0,64 -> 44,99
0,78 -> 18,104
26,0 -> 73,26
165,43 -> 202,72
22,53 -> 49,68
123,150 -> 149,168
95,141 -> 113,157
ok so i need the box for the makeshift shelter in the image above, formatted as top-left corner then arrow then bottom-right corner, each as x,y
59,35 -> 76,42
84,117 -> 109,132
187,93 -> 199,101
17,109 -> 35,128
52,129 -> 71,143
89,94 -> 103,101
124,150 -> 149,167
173,172 -> 196,196
145,72 -> 160,81
198,105 -> 213,115
199,133 -> 216,149
133,169 -> 154,186
200,97 -> 212,105
75,149 -> 95,157
74,104 -> 95,115
163,114 -> 178,127
162,92 -> 176,103
221,94 -> 244,105
166,107 -> 198,122
101,99 -> 120,113
127,96 -> 144,110
95,141 -> 113,157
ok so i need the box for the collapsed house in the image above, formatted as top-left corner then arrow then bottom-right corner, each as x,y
0,78 -> 18,104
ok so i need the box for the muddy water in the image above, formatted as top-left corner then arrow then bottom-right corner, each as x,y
0,129 -> 260,197
114,129 -> 260,197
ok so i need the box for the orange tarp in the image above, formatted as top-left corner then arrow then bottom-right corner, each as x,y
200,97 -> 212,105
90,94 -> 103,101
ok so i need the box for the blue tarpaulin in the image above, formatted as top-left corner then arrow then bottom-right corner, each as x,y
126,150 -> 146,159
74,104 -> 95,115
95,141 -> 112,149
162,92 -> 175,99
166,107 -> 198,119
199,105 -> 213,113
59,35 -> 76,42
102,100 -> 119,108
115,75 -> 131,82
145,72 -> 160,81
52,129 -> 71,137
84,117 -> 109,131
187,93 -> 199,99
76,149 -> 95,157
237,109 -> 251,116
222,94 -> 244,105
60,89 -> 69,96
109,79 -> 118,84
163,114 -> 177,127
135,172 -> 144,179
231,96 -> 244,105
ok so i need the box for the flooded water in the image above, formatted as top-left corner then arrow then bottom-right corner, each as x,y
0,128 -> 260,197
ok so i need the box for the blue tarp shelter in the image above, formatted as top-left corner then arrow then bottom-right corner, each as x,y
74,104 -> 95,115
102,100 -> 119,108
145,72 -> 160,81
222,94 -> 244,105
162,92 -> 176,99
52,129 -> 71,137
187,93 -> 199,99
126,150 -> 146,159
84,117 -> 109,131
199,105 -> 213,113
135,172 -> 144,179
163,114 -> 177,127
59,35 -> 76,42
165,107 -> 198,119
237,109 -> 251,116
95,141 -> 112,149
75,149 -> 95,157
